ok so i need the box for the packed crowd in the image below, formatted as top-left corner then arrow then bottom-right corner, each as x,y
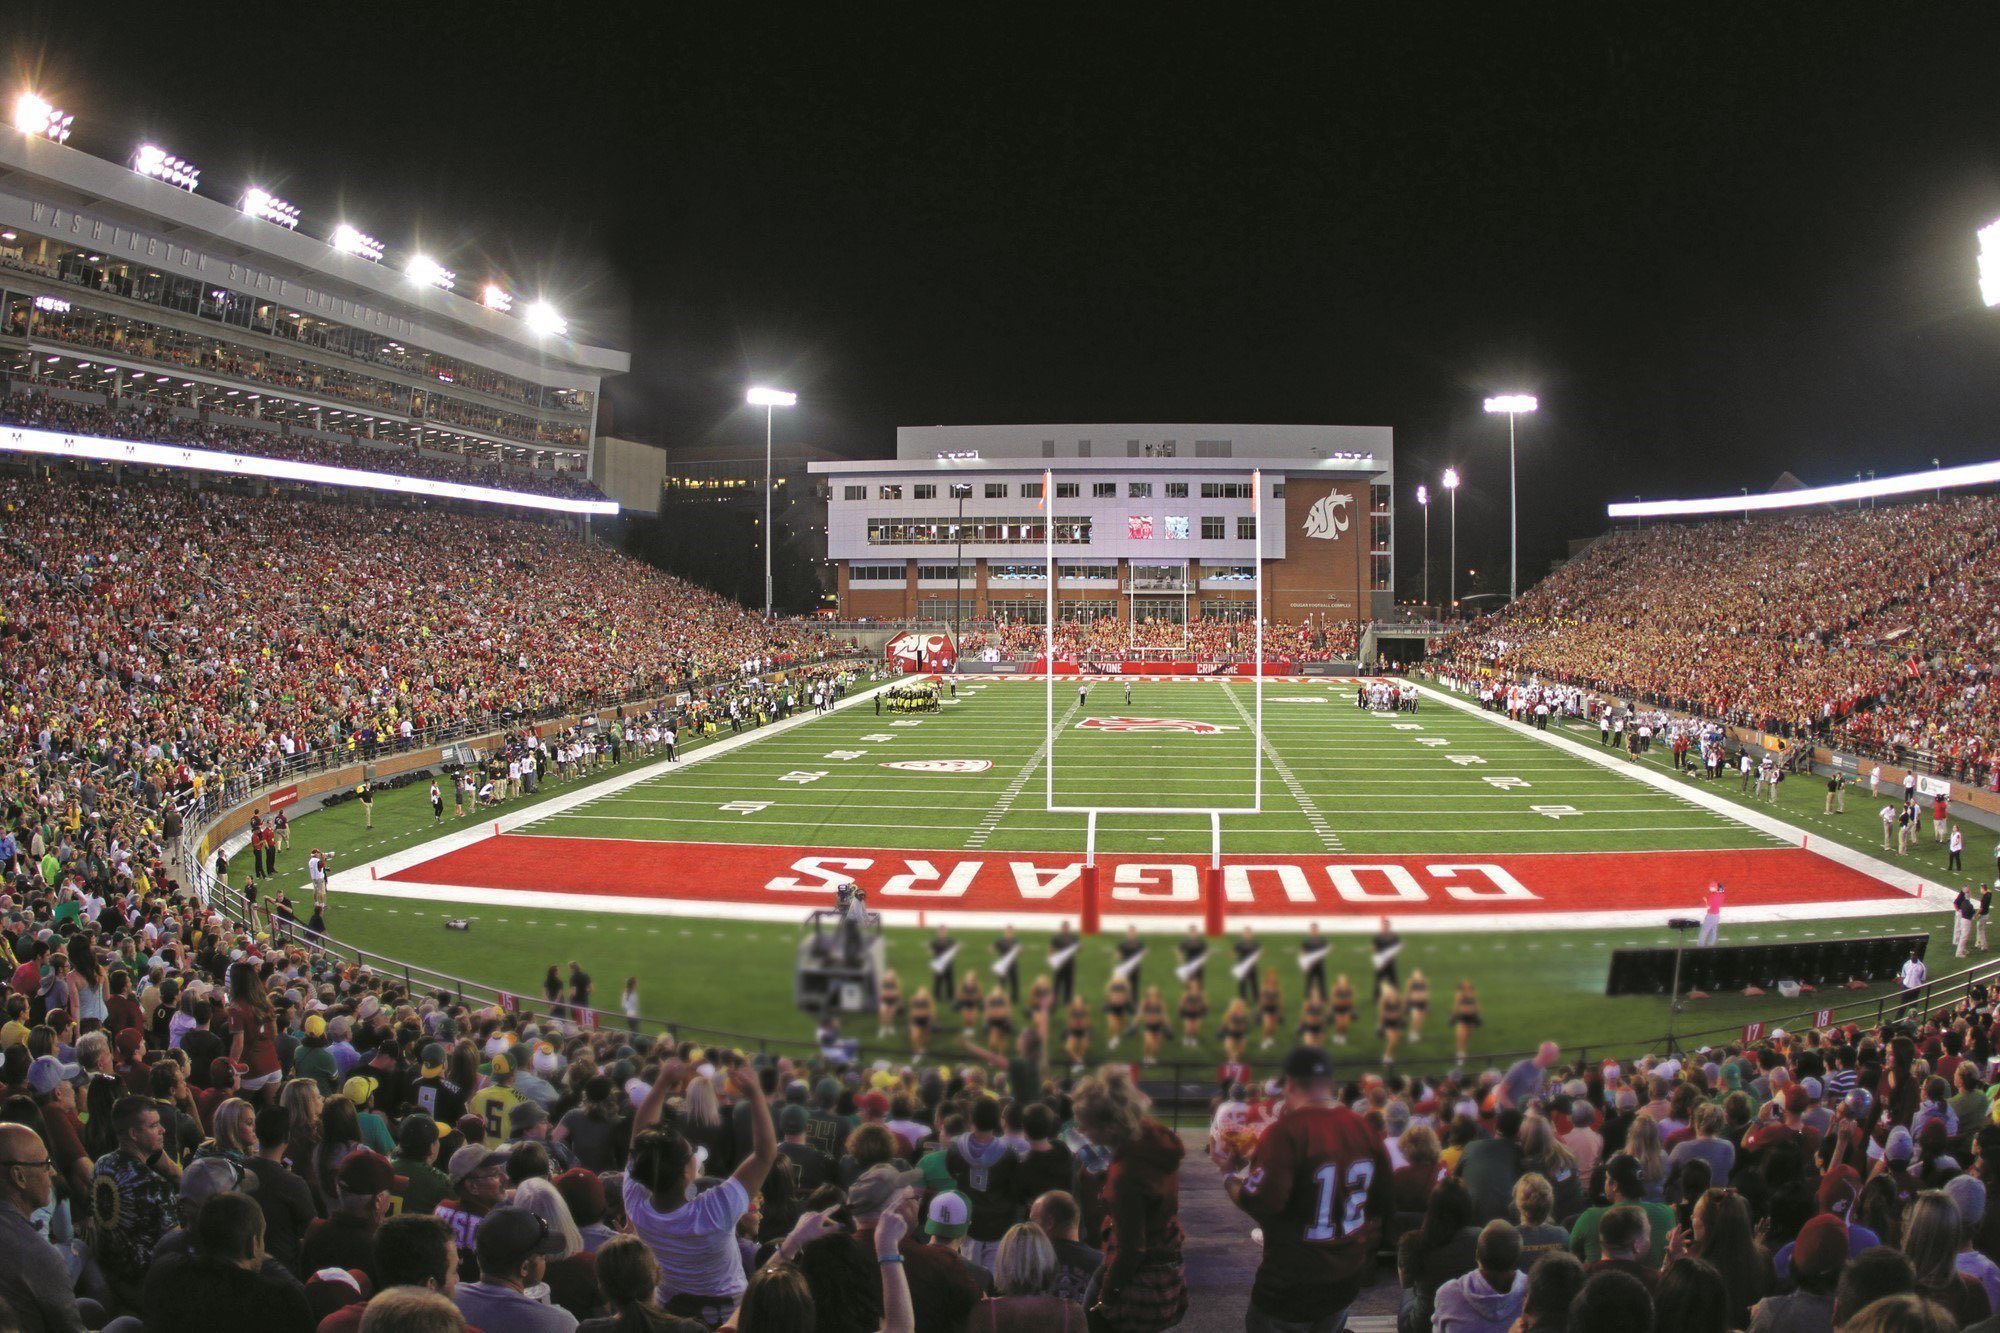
1434,497 -> 2000,785
957,616 -> 1363,663
8,818 -> 2000,1333
0,389 -> 607,501
0,465 -> 838,896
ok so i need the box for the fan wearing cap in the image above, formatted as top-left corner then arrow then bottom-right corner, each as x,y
453,1204 -> 578,1333
1749,1212 -> 1849,1331
1221,1045 -> 1393,1328
624,1061 -> 778,1323
413,1042 -> 470,1126
469,1053 -> 525,1141
299,1148 -> 396,1287
390,1114 -> 455,1218
437,1143 -> 511,1270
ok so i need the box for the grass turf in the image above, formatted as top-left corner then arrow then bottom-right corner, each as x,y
269,678 -> 1981,1073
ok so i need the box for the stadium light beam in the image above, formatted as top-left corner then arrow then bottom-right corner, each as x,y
1980,220 -> 2000,307
13,93 -> 72,144
241,187 -> 301,229
1483,394 -> 1536,602
1608,457 -> 2000,520
481,283 -> 514,314
133,144 -> 200,192
1442,468 -> 1461,614
747,386 -> 798,616
330,223 -> 385,263
405,254 -> 456,292
523,300 -> 567,338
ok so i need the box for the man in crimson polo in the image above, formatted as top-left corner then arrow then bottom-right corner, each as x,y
1222,1045 -> 1392,1332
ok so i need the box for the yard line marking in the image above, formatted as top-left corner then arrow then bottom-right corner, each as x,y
967,698 -> 1083,849
1221,683 -> 1344,851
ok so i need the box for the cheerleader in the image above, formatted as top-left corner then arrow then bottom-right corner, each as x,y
1177,985 -> 1208,1048
1140,986 -> 1169,1066
1258,967 -> 1284,1051
1105,976 -> 1135,1048
1406,970 -> 1430,1044
984,984 -> 1015,1049
1296,994 -> 1328,1048
1331,974 -> 1355,1046
908,987 -> 935,1060
1219,997 -> 1251,1064
955,970 -> 984,1031
1027,973 -> 1054,1017
1452,979 -> 1482,1063
877,968 -> 903,1038
1064,994 -> 1092,1070
1377,982 -> 1405,1065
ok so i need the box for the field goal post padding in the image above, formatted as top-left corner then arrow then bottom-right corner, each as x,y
1039,466 -> 1267,935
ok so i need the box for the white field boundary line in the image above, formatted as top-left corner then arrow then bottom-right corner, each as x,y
320,678 -> 903,893
311,874 -> 1949,934
967,698 -> 1083,849
1412,680 -> 1952,912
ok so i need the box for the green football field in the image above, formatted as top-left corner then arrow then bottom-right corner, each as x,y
519,677 -> 1778,854
272,677 -> 1984,1086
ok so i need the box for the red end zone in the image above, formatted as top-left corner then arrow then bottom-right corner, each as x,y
383,837 -> 1911,925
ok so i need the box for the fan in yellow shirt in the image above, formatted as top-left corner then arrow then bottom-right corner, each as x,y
466,1053 -> 523,1139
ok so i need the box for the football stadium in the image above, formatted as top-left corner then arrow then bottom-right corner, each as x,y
5,11 -> 2000,1333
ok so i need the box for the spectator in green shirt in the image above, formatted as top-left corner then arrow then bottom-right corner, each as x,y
344,1075 -> 397,1156
1569,1155 -> 1676,1268
292,1015 -> 338,1094
391,1115 -> 454,1218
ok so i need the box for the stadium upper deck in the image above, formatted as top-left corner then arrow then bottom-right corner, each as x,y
0,110 -> 628,506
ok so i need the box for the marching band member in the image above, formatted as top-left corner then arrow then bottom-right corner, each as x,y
1298,923 -> 1329,1001
1233,926 -> 1263,1004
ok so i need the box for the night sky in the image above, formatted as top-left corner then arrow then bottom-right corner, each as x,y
15,4 -> 2000,594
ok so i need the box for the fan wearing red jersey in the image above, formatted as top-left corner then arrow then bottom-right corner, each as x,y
1221,1046 -> 1392,1332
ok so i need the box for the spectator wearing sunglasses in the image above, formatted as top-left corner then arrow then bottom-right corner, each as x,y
0,1120 -> 86,1333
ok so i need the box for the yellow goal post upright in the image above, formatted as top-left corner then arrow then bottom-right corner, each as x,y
1041,467 -> 1266,936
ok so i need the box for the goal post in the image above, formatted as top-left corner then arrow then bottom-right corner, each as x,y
1040,467 -> 1268,934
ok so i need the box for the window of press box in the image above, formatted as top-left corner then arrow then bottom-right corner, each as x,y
1021,482 -> 1044,499
985,483 -> 1008,498
1201,517 -> 1226,540
914,484 -> 936,500
843,485 -> 866,501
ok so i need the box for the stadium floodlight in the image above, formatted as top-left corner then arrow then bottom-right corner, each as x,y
1416,484 -> 1431,616
1442,468 -> 1461,612
481,283 -> 513,313
241,188 -> 300,230
1482,394 -> 1537,602
13,93 -> 72,144
330,223 -> 385,263
747,386 -> 799,616
523,300 -> 567,338
133,144 -> 200,192
405,255 -> 456,292
1980,220 -> 2000,307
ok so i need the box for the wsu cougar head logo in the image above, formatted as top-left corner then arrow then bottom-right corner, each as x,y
1302,491 -> 1353,540
885,632 -> 956,669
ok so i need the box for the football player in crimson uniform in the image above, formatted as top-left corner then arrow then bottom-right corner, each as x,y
1221,1046 -> 1392,1329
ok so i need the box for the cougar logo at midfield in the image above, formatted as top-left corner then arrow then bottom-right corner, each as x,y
1077,717 -> 1238,734
884,632 -> 956,670
1302,491 -> 1353,539
880,759 -> 994,773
